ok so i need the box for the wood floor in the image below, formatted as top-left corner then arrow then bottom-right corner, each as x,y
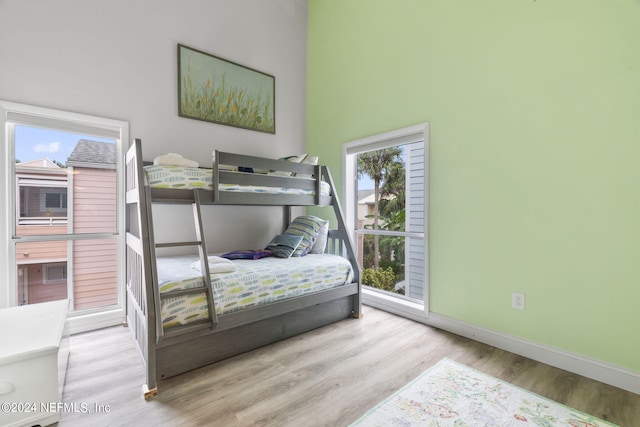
58,306 -> 639,427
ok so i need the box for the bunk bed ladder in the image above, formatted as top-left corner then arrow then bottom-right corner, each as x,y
192,189 -> 218,329
156,189 -> 218,340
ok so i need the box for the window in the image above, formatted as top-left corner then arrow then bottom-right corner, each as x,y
1,100 -> 128,333
44,190 -> 67,210
344,123 -> 429,320
45,263 -> 67,284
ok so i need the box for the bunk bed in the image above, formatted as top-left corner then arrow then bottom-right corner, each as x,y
125,138 -> 361,398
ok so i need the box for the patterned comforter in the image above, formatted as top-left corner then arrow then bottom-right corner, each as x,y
157,254 -> 353,329
144,165 -> 330,196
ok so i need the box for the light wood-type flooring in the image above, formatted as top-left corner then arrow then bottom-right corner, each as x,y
58,306 -> 639,426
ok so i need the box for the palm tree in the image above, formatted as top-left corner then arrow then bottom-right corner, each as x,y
379,161 -> 405,218
357,147 -> 402,268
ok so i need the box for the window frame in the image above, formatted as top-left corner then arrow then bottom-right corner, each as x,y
44,263 -> 68,284
42,188 -> 68,211
1,100 -> 128,333
343,122 -> 430,322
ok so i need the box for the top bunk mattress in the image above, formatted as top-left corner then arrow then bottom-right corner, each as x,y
144,165 -> 330,196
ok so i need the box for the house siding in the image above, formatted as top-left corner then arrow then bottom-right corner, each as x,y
71,167 -> 117,310
19,264 -> 68,305
15,231 -> 67,262
72,168 -> 117,233
72,240 -> 117,310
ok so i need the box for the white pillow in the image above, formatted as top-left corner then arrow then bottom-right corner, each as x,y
298,156 -> 319,179
310,222 -> 329,254
267,154 -> 308,177
154,153 -> 199,168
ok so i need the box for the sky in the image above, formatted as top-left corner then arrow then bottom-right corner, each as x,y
358,176 -> 374,190
12,125 -> 387,193
14,125 -> 115,164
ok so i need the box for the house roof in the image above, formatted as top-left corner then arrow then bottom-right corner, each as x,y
358,189 -> 397,205
67,140 -> 116,169
17,158 -> 60,168
358,189 -> 375,204
15,158 -> 68,177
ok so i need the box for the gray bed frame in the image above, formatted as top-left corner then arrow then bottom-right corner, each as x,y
125,139 -> 361,398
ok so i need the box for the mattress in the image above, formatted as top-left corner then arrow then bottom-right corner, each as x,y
144,165 -> 330,196
158,254 -> 353,329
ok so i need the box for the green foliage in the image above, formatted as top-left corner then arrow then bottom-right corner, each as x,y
357,147 -> 404,269
380,260 -> 405,283
363,210 -> 406,267
379,161 -> 406,216
362,267 -> 396,292
180,66 -> 274,133
357,147 -> 403,183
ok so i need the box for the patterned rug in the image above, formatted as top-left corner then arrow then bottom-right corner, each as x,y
351,358 -> 618,426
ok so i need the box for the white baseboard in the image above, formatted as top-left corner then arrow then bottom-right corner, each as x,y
425,312 -> 640,395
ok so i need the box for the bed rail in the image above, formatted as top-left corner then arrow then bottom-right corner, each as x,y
146,150 -> 329,206
125,139 -> 158,397
213,149 -> 326,206
321,166 -> 361,287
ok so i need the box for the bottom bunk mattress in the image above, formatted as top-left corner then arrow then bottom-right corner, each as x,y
157,254 -> 354,329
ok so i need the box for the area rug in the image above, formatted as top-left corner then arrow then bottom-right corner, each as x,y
351,358 -> 618,426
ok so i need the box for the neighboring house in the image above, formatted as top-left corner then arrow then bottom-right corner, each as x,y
66,140 -> 118,310
16,159 -> 69,305
15,140 -> 117,310
357,189 -> 376,228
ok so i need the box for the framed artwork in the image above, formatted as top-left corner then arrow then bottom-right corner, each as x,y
178,44 -> 275,134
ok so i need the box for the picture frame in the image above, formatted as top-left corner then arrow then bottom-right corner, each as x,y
178,44 -> 275,134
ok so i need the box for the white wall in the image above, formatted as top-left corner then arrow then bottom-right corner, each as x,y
0,0 -> 309,253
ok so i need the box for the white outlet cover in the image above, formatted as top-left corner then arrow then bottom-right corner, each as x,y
512,292 -> 525,310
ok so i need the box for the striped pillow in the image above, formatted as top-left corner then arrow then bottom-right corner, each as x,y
285,215 -> 328,256
265,233 -> 304,258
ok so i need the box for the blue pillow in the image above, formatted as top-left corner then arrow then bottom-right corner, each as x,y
265,233 -> 304,258
285,215 -> 328,256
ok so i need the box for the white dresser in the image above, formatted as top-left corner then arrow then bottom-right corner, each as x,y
0,300 -> 69,427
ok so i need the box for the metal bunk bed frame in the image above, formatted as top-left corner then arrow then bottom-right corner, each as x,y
125,139 -> 361,398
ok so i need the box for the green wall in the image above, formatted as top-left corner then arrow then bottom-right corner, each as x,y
307,0 -> 640,372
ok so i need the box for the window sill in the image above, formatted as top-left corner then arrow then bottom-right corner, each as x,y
362,287 -> 428,323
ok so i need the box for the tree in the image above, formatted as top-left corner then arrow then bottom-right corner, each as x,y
361,210 -> 406,294
379,161 -> 405,218
363,209 -> 406,288
357,147 -> 402,268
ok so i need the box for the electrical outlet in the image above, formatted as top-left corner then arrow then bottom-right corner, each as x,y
512,292 -> 525,310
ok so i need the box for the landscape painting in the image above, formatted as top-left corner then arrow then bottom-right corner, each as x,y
178,44 -> 275,133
